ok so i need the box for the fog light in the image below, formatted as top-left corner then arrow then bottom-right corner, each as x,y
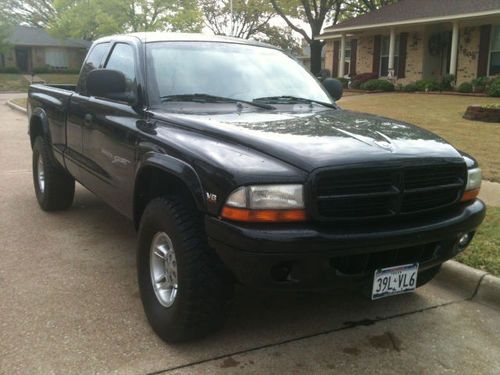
456,233 -> 473,251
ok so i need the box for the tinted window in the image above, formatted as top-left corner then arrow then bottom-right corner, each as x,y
105,43 -> 137,95
78,42 -> 109,95
147,42 -> 331,104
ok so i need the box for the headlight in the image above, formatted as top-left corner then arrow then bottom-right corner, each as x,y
221,184 -> 306,222
461,168 -> 481,202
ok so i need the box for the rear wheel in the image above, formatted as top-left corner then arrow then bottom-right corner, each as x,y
32,137 -> 75,211
137,195 -> 233,342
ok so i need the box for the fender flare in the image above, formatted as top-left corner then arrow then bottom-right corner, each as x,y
134,152 -> 206,215
29,107 -> 51,147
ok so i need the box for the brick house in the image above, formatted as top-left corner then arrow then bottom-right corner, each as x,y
0,26 -> 90,73
319,0 -> 500,85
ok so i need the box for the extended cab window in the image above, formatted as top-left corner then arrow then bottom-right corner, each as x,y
105,43 -> 137,97
78,42 -> 109,95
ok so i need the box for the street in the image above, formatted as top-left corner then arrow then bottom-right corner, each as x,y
0,93 -> 499,375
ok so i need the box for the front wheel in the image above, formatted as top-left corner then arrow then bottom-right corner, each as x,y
32,137 -> 75,211
137,196 -> 233,343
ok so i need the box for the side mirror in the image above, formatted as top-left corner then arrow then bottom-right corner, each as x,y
322,78 -> 343,101
87,69 -> 136,104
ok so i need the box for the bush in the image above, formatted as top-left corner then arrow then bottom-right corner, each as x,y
404,83 -> 418,92
360,79 -> 395,92
487,77 -> 500,97
32,65 -> 52,74
32,66 -> 80,75
336,77 -> 349,88
351,72 -> 378,89
440,74 -> 455,91
415,79 -> 441,92
458,82 -> 473,93
472,76 -> 489,92
0,66 -> 21,74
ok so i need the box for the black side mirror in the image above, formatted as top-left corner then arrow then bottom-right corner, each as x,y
322,78 -> 343,101
87,69 -> 136,104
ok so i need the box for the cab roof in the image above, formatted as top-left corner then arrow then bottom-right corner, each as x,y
94,32 -> 277,49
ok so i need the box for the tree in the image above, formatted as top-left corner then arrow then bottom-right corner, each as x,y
341,0 -> 396,19
253,25 -> 301,54
200,0 -> 274,39
3,0 -> 57,27
49,0 -> 202,40
270,0 -> 343,75
0,17 -> 12,54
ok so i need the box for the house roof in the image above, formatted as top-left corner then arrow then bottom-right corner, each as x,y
7,26 -> 91,48
322,0 -> 500,34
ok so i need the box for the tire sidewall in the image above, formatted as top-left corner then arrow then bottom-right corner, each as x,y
137,202 -> 189,337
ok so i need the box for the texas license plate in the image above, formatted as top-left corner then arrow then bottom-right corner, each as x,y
372,263 -> 419,300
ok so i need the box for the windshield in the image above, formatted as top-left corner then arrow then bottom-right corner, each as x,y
147,41 -> 332,106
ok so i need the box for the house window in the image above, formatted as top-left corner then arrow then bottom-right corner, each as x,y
489,25 -> 500,76
337,42 -> 351,76
380,35 -> 399,77
45,48 -> 69,69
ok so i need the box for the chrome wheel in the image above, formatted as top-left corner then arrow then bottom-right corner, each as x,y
37,153 -> 45,194
150,232 -> 178,307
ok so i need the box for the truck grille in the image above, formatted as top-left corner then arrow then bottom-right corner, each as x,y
312,162 -> 466,221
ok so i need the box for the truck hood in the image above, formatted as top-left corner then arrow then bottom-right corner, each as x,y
153,108 -> 463,171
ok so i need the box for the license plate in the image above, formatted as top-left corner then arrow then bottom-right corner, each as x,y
372,263 -> 419,300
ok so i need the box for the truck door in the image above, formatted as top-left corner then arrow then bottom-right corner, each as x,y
79,42 -> 141,218
65,42 -> 110,180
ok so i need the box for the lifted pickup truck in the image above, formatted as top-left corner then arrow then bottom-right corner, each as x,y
28,33 -> 485,342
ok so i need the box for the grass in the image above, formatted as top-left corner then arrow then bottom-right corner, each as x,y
37,74 -> 79,85
0,73 -> 79,92
11,97 -> 27,108
0,74 -> 30,92
457,206 -> 500,276
339,93 -> 500,183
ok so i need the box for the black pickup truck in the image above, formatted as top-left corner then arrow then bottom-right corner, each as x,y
28,33 -> 485,342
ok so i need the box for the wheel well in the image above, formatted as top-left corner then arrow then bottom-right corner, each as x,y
29,116 -> 44,148
134,167 -> 199,229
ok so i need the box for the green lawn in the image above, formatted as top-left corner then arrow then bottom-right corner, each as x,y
457,206 -> 500,276
0,74 -> 79,92
11,97 -> 27,108
0,74 -> 30,92
37,74 -> 79,85
339,93 -> 500,183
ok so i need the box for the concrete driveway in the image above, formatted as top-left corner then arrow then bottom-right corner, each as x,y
0,93 -> 499,374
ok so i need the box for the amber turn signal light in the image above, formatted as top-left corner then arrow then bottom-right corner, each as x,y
221,206 -> 306,222
461,188 -> 480,202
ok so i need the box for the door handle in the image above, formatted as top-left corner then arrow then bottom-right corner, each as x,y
84,113 -> 93,127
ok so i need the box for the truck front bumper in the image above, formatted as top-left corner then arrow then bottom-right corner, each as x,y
205,200 -> 486,290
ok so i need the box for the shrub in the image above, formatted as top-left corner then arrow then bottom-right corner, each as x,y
360,79 -> 395,92
351,72 -> 378,89
32,65 -> 52,74
415,79 -> 441,92
487,77 -> 500,97
404,83 -> 418,92
0,66 -> 21,74
458,82 -> 473,93
441,74 -> 455,91
336,77 -> 349,88
471,76 -> 489,92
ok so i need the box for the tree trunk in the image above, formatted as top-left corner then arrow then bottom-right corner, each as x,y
310,40 -> 324,75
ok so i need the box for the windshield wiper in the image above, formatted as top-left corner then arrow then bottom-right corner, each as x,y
160,93 -> 275,110
253,96 -> 336,109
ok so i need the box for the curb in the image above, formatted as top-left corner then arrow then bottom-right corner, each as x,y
6,99 -> 27,114
438,260 -> 499,310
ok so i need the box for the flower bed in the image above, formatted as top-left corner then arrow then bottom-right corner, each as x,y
463,105 -> 500,123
